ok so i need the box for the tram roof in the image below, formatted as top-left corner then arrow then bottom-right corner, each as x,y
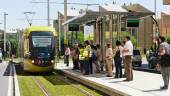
24,26 -> 57,37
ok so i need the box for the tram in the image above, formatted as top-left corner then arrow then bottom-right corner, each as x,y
20,26 -> 57,72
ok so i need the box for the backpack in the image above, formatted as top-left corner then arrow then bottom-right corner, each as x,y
114,48 -> 121,63
114,49 -> 120,59
92,52 -> 97,61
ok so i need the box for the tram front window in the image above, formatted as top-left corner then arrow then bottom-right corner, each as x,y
30,32 -> 54,59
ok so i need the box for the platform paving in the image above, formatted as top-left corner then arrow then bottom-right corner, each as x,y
56,61 -> 170,96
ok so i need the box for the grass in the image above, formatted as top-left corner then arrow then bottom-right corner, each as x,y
18,76 -> 44,96
41,74 -> 102,96
16,64 -> 102,96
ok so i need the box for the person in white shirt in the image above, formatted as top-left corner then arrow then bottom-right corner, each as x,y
64,46 -> 70,66
123,36 -> 133,81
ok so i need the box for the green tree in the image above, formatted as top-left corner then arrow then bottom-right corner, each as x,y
166,36 -> 170,44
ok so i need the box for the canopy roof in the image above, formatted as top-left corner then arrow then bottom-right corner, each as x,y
63,11 -> 101,25
63,4 -> 154,25
100,4 -> 128,13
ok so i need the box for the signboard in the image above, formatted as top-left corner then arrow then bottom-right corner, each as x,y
163,0 -> 170,5
126,19 -> 139,28
68,24 -> 79,31
84,25 -> 94,41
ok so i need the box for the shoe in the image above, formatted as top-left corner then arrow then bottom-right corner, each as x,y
160,86 -> 168,90
123,79 -> 131,82
83,73 -> 89,75
114,76 -> 118,78
106,75 -> 112,77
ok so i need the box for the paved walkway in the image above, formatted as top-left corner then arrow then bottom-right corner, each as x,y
56,61 -> 170,96
0,61 -> 11,96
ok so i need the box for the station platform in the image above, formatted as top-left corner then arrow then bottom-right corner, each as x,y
56,61 -> 170,96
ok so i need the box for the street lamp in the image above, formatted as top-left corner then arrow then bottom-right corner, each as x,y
4,12 -> 8,55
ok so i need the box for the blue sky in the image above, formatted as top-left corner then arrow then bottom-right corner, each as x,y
0,0 -> 170,30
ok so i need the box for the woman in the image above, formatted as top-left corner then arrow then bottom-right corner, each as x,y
114,40 -> 123,78
96,44 -> 103,72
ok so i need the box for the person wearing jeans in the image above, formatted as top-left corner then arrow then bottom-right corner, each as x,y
114,40 -> 123,78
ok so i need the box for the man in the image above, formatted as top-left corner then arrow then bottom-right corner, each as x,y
158,36 -> 170,90
106,43 -> 113,77
83,40 -> 92,75
123,36 -> 133,81
72,43 -> 80,70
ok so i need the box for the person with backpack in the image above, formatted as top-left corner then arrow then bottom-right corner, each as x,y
158,36 -> 170,90
114,40 -> 123,78
92,45 -> 100,74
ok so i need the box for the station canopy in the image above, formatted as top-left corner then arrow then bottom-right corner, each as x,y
123,3 -> 154,15
63,10 -> 101,25
63,4 -> 154,25
59,9 -> 79,17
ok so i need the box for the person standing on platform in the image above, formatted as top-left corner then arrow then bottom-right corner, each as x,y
64,46 -> 70,66
79,44 -> 85,73
123,36 -> 133,81
96,44 -> 103,72
72,43 -> 80,70
105,43 -> 113,77
83,40 -> 92,75
114,40 -> 123,78
158,36 -> 170,90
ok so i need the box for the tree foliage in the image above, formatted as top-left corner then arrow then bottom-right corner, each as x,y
166,36 -> 170,44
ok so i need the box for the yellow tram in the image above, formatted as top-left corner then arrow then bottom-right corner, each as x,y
20,26 -> 57,72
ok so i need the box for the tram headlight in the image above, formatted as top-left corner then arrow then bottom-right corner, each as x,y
31,60 -> 35,64
51,60 -> 54,64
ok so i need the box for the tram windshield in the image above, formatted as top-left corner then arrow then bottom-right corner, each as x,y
32,36 -> 51,47
30,31 -> 54,59
31,32 -> 52,48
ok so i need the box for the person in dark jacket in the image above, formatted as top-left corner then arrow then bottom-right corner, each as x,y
114,40 -> 123,78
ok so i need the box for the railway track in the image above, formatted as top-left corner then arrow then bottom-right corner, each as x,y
14,63 -> 102,96
31,71 -> 94,96
53,72 -> 94,96
31,76 -> 50,96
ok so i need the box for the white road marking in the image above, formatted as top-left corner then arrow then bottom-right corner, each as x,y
13,63 -> 20,96
7,62 -> 12,96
